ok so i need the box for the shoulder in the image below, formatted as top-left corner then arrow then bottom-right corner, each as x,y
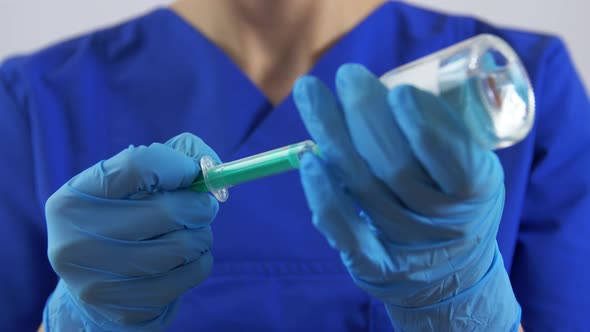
384,2 -> 565,63
0,9 -> 176,100
0,9 -> 192,199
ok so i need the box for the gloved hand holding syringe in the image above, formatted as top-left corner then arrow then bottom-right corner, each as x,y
191,34 -> 535,202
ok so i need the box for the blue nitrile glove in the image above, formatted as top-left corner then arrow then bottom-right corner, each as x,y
293,64 -> 521,331
43,133 -> 220,331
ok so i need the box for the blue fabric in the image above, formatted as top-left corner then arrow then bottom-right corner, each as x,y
0,1 -> 588,330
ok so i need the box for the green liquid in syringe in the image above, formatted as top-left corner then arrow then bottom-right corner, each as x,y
190,140 -> 319,197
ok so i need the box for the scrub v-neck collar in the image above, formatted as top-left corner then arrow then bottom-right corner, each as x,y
161,2 -> 395,106
149,2 -> 397,156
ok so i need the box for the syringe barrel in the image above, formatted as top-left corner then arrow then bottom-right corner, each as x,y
207,140 -> 317,189
190,141 -> 318,201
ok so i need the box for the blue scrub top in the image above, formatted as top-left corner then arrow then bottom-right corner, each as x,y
1,2 -> 589,331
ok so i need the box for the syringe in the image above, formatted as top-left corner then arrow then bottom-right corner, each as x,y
190,141 -> 320,202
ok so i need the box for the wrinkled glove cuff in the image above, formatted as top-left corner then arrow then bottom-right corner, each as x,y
43,280 -> 177,332
385,246 -> 521,332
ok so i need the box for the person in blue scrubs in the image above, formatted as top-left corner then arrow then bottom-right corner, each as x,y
1,0 -> 589,331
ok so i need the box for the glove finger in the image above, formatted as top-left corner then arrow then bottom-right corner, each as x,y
300,153 -> 391,279
293,75 -> 395,212
164,132 -> 222,164
71,252 -> 213,325
69,137 -> 209,199
46,188 -> 218,243
335,64 -> 455,216
388,86 -> 504,198
294,73 -> 445,243
51,227 -> 212,278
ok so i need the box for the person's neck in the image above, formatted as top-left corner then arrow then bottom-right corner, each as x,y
170,0 -> 387,105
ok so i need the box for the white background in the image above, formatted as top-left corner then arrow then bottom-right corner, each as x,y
0,0 -> 588,90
